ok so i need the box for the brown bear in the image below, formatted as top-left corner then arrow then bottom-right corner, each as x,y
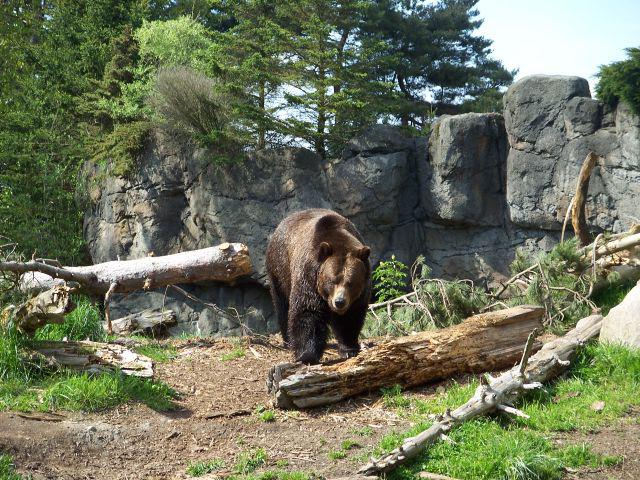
266,209 -> 371,364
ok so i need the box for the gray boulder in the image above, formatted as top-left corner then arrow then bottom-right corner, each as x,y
426,113 -> 508,226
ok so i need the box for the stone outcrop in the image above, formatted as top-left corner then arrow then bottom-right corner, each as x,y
84,75 -> 640,336
504,75 -> 640,232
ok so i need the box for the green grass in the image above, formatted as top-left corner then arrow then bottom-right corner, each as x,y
234,448 -> 267,475
0,297 -> 178,413
221,343 -> 247,361
0,454 -> 29,480
228,470 -> 314,480
35,296 -> 106,342
186,458 -> 225,477
134,343 -> 178,363
374,343 -> 639,480
352,426 -> 374,437
591,279 -> 636,316
381,384 -> 411,409
327,449 -> 347,460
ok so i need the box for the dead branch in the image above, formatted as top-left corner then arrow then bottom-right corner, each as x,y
357,313 -> 603,475
571,152 -> 599,247
4,285 -> 76,335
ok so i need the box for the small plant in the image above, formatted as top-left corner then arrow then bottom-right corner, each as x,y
234,448 -> 267,474
372,255 -> 408,302
327,449 -> 347,460
381,384 -> 411,409
186,458 -> 225,477
341,439 -> 360,450
255,405 -> 276,422
352,426 -> 374,437
221,341 -> 246,361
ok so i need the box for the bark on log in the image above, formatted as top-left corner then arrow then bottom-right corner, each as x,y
8,285 -> 76,335
31,340 -> 154,377
571,152 -> 599,247
11,243 -> 252,295
268,306 -> 544,409
111,308 -> 177,336
357,313 -> 603,476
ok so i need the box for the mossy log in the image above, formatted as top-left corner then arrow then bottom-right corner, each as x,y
31,340 -> 154,377
268,305 -> 544,409
6,243 -> 252,295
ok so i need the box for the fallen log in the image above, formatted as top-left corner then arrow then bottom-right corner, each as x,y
111,308 -> 177,336
31,340 -> 154,377
267,306 -> 544,409
6,242 -> 252,295
357,313 -> 603,476
5,285 -> 75,335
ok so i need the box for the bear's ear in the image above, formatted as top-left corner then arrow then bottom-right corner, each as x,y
318,242 -> 333,262
356,246 -> 371,261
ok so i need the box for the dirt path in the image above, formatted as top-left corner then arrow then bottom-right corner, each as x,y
0,339 -> 408,480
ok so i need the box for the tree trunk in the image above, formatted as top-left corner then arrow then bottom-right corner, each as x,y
357,313 -> 603,475
268,306 -> 544,409
9,243 -> 252,295
30,340 -> 154,377
258,80 -> 266,150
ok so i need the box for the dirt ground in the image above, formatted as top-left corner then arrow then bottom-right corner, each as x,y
1,338 -> 638,480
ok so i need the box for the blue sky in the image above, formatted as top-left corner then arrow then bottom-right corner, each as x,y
475,0 -> 640,94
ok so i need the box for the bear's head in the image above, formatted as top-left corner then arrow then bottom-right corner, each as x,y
316,242 -> 370,315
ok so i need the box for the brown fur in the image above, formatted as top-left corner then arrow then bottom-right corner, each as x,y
266,209 -> 372,364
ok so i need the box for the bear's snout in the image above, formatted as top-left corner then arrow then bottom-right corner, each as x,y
330,288 -> 349,314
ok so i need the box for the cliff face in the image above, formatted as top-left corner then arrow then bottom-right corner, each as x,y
84,75 -> 640,336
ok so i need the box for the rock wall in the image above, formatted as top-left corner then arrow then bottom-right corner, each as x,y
84,75 -> 640,336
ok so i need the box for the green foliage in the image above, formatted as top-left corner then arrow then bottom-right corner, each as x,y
234,448 -> 268,475
372,255 -> 408,302
35,296 -> 106,342
186,458 -> 226,477
134,343 -> 178,363
507,240 -> 593,330
89,120 -> 151,177
366,256 -> 489,337
381,384 -> 411,409
221,342 -> 247,361
255,405 -> 276,422
0,454 -> 28,480
596,47 -> 640,114
373,343 -> 638,480
591,279 -> 636,316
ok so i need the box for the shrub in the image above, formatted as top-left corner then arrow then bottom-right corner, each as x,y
90,120 -> 151,177
596,47 -> 640,114
151,66 -> 244,153
372,255 -> 408,302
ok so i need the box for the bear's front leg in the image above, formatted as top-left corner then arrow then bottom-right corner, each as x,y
329,303 -> 366,359
288,309 -> 328,365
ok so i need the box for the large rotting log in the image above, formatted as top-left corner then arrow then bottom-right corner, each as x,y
357,313 -> 603,476
31,340 -> 154,377
8,243 -> 252,295
267,306 -> 544,409
111,308 -> 177,336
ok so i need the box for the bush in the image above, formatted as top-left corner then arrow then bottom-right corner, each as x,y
151,66 -> 244,153
596,47 -> 640,114
372,255 -> 409,302
90,120 -> 151,177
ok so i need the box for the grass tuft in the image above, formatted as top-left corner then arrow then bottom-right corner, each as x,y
134,343 -> 178,363
35,296 -> 105,342
221,342 -> 246,361
234,448 -> 267,474
186,458 -> 225,477
0,454 -> 29,480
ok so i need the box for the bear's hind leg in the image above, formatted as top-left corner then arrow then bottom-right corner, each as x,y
289,310 -> 327,364
268,277 -> 289,344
